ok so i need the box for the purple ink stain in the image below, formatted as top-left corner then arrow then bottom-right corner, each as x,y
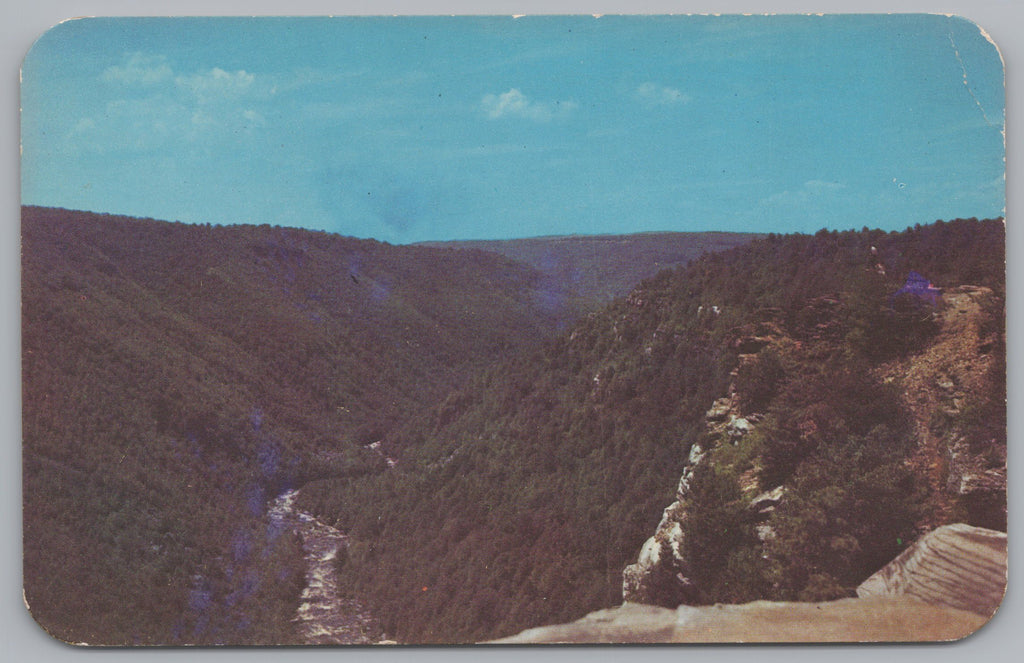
265,519 -> 286,545
186,575 -> 214,638
249,407 -> 264,431
370,281 -> 391,303
225,571 -> 259,609
892,271 -> 941,306
187,577 -> 213,612
245,484 -> 265,516
231,530 -> 253,563
256,440 -> 280,476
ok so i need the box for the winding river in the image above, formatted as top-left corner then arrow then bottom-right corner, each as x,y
269,490 -> 392,645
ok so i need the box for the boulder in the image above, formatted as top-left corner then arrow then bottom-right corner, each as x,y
726,415 -> 752,440
947,437 -> 1007,497
747,485 -> 785,520
704,398 -> 732,422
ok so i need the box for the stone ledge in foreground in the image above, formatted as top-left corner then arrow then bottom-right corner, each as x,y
487,596 -> 989,644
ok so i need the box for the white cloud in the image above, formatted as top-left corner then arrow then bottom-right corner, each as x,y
175,68 -> 255,102
101,53 -> 173,86
481,88 -> 575,121
72,54 -> 270,157
68,96 -> 187,153
100,54 -> 258,104
101,54 -> 257,102
241,109 -> 266,128
635,82 -> 690,106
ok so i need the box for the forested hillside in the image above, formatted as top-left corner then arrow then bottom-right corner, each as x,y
21,206 -> 750,644
297,218 -> 1004,642
21,207 -> 562,644
22,208 -> 1002,645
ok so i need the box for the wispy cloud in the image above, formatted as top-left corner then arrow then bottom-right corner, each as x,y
764,179 -> 846,205
634,82 -> 690,107
74,54 -> 267,154
101,53 -> 260,102
175,68 -> 256,103
480,88 -> 576,121
69,96 -> 187,153
101,53 -> 173,86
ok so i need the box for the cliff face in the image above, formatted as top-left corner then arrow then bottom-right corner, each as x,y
622,284 -> 1005,609
622,322 -> 783,606
879,285 -> 1006,531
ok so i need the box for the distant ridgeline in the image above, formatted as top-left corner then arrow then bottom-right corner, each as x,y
20,206 -> 754,644
297,217 -> 1004,642
416,232 -> 762,312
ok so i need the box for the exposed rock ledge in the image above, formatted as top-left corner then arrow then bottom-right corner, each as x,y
488,596 -> 986,644
493,524 -> 1004,644
856,523 -> 1006,618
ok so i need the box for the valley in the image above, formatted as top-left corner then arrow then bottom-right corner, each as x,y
21,207 -> 1005,644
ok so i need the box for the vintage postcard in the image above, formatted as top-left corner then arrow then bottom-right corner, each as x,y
20,15 -> 1005,645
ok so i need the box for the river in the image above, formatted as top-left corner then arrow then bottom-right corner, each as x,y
268,490 -> 392,645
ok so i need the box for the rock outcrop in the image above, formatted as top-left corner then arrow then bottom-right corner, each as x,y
623,284 -> 1005,609
856,523 -> 1006,618
498,523 -> 1005,644
504,282 -> 1007,644
622,340 -> 773,605
880,285 -> 1006,531
489,596 -> 987,644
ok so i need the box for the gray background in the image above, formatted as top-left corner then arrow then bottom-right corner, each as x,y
2,1 -> 1019,661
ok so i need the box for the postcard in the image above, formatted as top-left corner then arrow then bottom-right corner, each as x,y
20,14 -> 1005,645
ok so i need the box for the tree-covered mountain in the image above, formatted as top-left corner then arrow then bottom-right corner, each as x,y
20,206 -> 553,644
297,218 -> 1004,643
21,206 -> 755,644
22,208 -> 1003,646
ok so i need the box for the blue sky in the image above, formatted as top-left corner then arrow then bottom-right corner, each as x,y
21,14 -> 1004,242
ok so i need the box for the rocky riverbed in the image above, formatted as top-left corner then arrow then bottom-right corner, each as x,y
268,490 -> 391,645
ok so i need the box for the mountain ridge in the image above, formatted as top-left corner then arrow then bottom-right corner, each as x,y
417,231 -> 762,309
